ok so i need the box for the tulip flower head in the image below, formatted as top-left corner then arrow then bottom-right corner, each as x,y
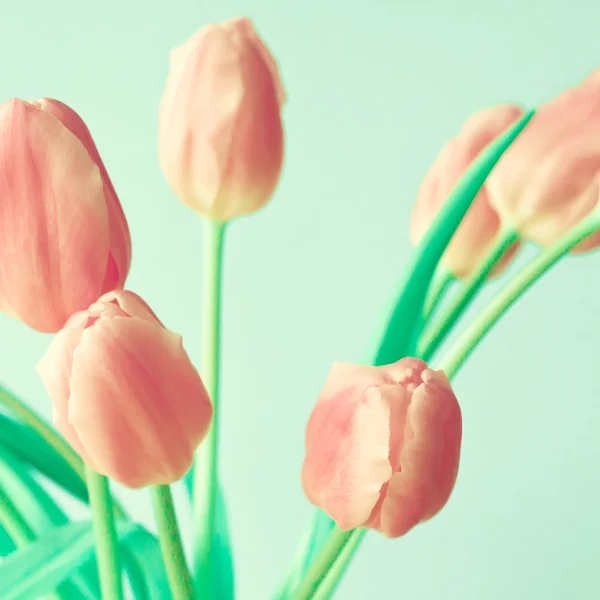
410,104 -> 525,279
301,358 -> 462,538
159,17 -> 285,221
487,78 -> 600,251
37,290 -> 213,488
0,98 -> 131,333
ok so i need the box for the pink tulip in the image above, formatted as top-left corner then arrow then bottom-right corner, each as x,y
410,105 -> 524,279
487,79 -> 600,250
301,358 -> 461,538
0,99 -> 131,333
37,290 -> 213,488
158,17 -> 285,221
582,66 -> 600,86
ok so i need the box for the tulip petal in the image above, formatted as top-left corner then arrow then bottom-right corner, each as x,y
226,18 -> 287,107
35,98 -> 131,287
379,370 -> 461,538
159,19 -> 284,220
488,86 -> 600,248
36,327 -> 98,469
0,99 -> 110,332
321,362 -> 393,399
68,317 -> 212,488
108,290 -> 164,326
301,383 -> 394,530
411,105 -> 524,278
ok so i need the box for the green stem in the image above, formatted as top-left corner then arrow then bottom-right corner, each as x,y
440,214 -> 600,378
419,227 -> 520,361
85,467 -> 123,600
312,529 -> 364,600
0,485 -> 64,600
0,385 -> 126,520
290,529 -> 354,600
290,211 -> 600,600
152,485 -> 196,600
422,268 -> 454,322
192,220 -> 227,596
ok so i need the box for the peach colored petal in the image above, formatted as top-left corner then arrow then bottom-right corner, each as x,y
108,290 -> 164,326
320,361 -> 393,399
0,99 -> 110,332
411,104 -> 525,279
36,327 -> 98,468
488,84 -> 600,249
379,375 -> 462,538
159,18 -> 284,221
35,98 -> 131,286
301,384 -> 393,530
225,17 -> 287,107
68,317 -> 212,488
385,357 -> 428,390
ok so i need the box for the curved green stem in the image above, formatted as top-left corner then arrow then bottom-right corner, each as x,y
440,213 -> 600,378
312,529 -> 364,600
192,219 -> 227,596
419,227 -> 519,361
422,268 -> 454,322
289,529 -> 354,600
85,468 -> 123,600
152,485 -> 196,600
290,211 -> 600,600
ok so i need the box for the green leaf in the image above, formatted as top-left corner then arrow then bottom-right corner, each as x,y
0,420 -> 170,599
0,520 -> 137,600
373,108 -> 535,365
0,448 -> 100,599
120,528 -> 171,600
0,525 -> 16,555
211,488 -> 234,600
184,474 -> 234,600
0,413 -> 87,503
279,108 -> 536,598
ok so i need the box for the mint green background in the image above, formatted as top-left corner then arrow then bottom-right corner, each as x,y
2,1 -> 600,598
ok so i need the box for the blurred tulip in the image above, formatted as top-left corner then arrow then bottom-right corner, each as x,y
410,105 -> 525,278
582,66 -> 600,86
0,98 -> 131,333
301,358 -> 461,538
37,290 -> 213,488
158,17 -> 285,221
487,79 -> 600,251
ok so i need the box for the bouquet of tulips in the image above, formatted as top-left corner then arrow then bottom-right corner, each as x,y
1,14 -> 599,600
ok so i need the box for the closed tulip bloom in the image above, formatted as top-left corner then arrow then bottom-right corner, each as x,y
159,17 -> 285,221
0,99 -> 131,333
582,66 -> 600,87
37,290 -> 213,488
410,105 -> 524,278
301,358 -> 461,538
487,80 -> 600,251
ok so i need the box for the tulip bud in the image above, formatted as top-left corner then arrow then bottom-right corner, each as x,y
0,99 -> 131,333
487,80 -> 600,251
301,358 -> 461,538
410,105 -> 524,279
582,66 -> 600,87
158,17 -> 285,221
37,291 -> 213,488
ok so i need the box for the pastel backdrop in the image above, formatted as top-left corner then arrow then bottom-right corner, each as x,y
1,0 -> 599,598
